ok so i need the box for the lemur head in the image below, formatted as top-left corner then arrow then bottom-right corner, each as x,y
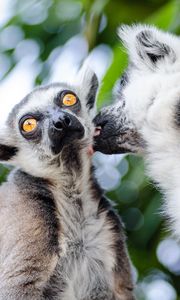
94,24 -> 180,154
0,68 -> 98,178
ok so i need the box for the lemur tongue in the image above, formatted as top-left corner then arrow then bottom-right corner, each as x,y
87,127 -> 102,156
94,127 -> 101,137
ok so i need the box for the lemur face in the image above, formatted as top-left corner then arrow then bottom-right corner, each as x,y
94,25 -> 180,154
0,68 -> 98,176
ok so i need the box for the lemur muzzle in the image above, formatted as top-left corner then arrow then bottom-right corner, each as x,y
53,112 -> 72,131
49,111 -> 84,154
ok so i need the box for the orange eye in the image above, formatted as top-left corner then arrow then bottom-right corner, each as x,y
22,118 -> 37,133
62,93 -> 77,107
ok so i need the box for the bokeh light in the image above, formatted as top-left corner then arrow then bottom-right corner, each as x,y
143,279 -> 176,300
157,238 -> 180,274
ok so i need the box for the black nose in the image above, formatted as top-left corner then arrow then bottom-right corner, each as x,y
53,113 -> 72,131
49,110 -> 85,154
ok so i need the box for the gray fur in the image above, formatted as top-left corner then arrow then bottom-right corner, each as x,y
0,68 -> 134,299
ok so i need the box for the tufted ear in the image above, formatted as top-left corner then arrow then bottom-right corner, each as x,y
0,129 -> 18,163
0,144 -> 18,161
78,66 -> 99,110
118,24 -> 178,71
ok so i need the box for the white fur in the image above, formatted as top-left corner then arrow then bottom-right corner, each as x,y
118,25 -> 180,239
119,24 -> 180,72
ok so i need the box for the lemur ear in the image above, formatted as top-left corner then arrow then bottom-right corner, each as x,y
0,129 -> 18,163
0,144 -> 18,161
118,24 -> 177,71
78,67 -> 99,110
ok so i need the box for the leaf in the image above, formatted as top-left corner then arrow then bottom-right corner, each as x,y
97,46 -> 127,109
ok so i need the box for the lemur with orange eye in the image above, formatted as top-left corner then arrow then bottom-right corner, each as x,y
0,68 -> 134,300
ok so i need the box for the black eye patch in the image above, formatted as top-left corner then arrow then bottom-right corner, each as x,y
116,71 -> 129,100
120,72 -> 129,87
54,90 -> 81,113
19,112 -> 43,141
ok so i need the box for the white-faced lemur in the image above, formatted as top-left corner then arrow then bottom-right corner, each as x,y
0,68 -> 134,299
94,25 -> 180,240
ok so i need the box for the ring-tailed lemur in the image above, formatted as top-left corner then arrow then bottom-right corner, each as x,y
0,68 -> 134,299
94,25 -> 180,240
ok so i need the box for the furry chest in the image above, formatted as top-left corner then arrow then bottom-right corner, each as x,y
52,198 -> 116,299
59,209 -> 115,271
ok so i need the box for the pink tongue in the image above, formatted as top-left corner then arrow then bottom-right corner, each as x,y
94,126 -> 101,137
87,127 -> 102,156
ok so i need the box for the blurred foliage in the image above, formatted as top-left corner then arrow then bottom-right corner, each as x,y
0,0 -> 180,299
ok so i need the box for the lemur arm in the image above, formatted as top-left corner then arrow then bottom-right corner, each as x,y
136,86 -> 180,241
98,197 -> 135,300
0,182 -> 58,300
110,210 -> 135,300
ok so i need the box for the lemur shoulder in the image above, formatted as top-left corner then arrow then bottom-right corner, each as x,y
0,69 -> 134,299
94,25 -> 180,241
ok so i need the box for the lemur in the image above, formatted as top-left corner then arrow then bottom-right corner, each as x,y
0,67 -> 134,300
94,25 -> 180,240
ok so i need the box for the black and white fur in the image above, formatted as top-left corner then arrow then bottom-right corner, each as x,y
0,68 -> 134,299
94,25 -> 180,240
